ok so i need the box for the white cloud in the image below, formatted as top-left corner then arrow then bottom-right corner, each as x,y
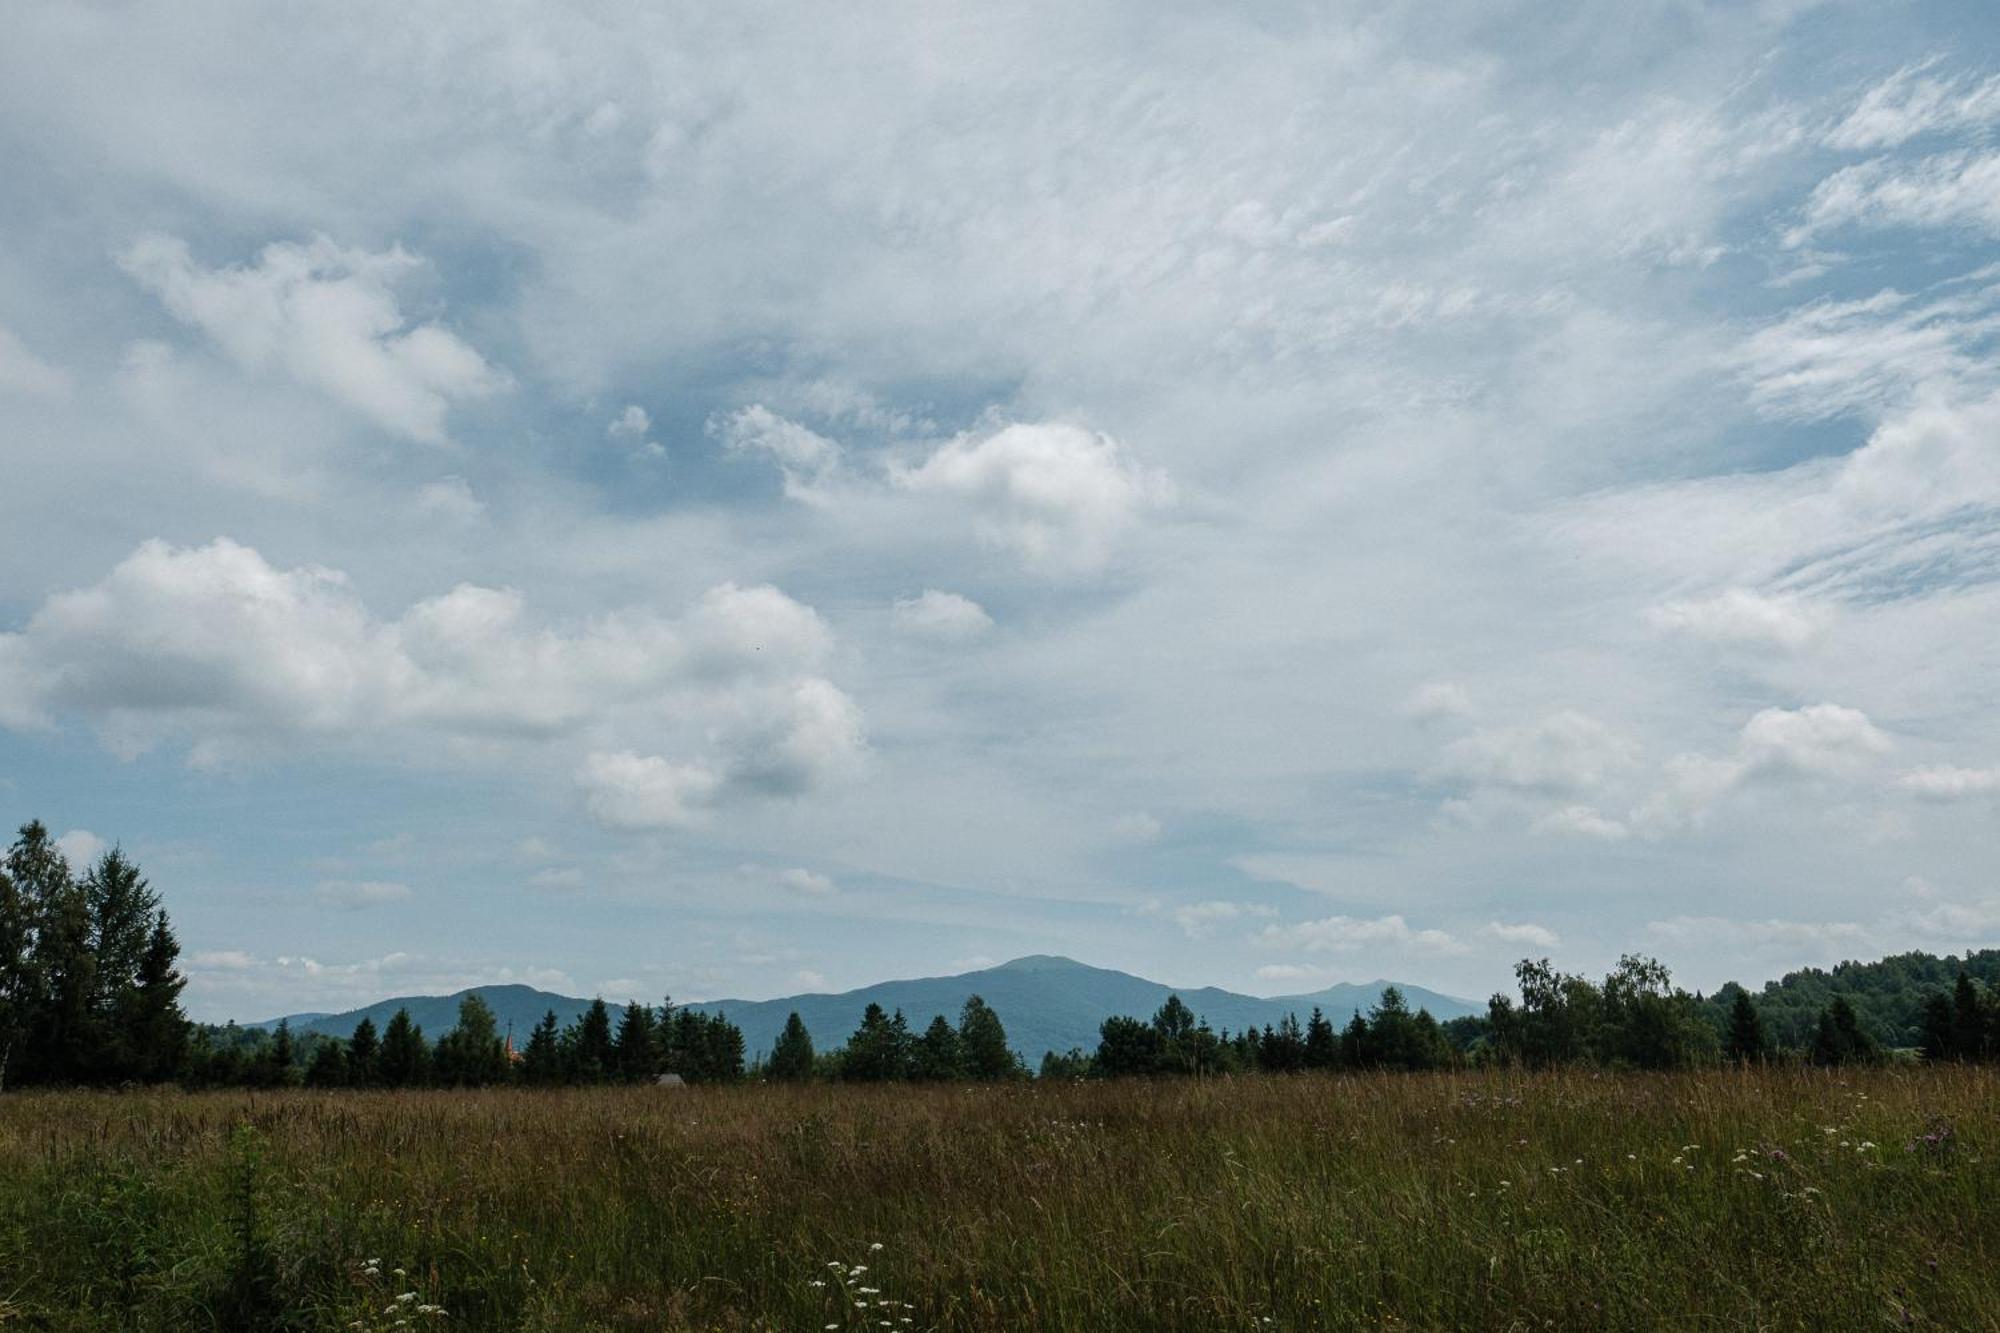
1635,704 -> 1892,834
1160,898 -> 1275,940
891,422 -> 1173,573
1647,588 -> 1827,650
1481,921 -> 1562,950
776,867 -> 835,896
1739,703 -> 1891,775
414,476 -> 485,522
1791,152 -> 2000,244
119,235 -> 505,443
188,949 -> 257,971
314,879 -> 412,910
1529,805 -> 1629,841
713,405 -> 842,502
1826,64 -> 2000,151
608,404 -> 662,459
0,539 -> 865,815
54,828 -> 108,868
0,323 -> 70,397
1111,812 -> 1164,843
1440,711 -> 1637,794
528,867 -> 585,892
1897,765 -> 2000,800
1401,681 -> 1474,723
1254,913 -> 1469,956
1647,915 -> 1873,952
791,969 -> 829,990
514,837 -> 558,863
892,589 -> 994,642
578,751 -> 722,830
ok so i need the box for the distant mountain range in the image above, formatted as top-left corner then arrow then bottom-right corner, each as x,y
252,954 -> 1479,1060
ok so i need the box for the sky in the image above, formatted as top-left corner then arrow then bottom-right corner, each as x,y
2,1 -> 1998,1023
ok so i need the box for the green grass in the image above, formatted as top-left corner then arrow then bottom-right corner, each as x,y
1,1066 -> 1995,1330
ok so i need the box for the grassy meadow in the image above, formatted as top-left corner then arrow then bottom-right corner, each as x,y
1,1066 -> 1996,1330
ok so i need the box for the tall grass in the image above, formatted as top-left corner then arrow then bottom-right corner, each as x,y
1,1066 -> 1995,1329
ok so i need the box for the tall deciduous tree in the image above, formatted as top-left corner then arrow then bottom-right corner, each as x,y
957,995 -> 1016,1080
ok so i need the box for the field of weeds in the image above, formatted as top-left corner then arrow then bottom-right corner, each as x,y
1,1066 -> 1996,1330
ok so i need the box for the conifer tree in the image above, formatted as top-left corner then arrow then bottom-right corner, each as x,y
614,1001 -> 657,1082
521,1010 -> 563,1086
958,994 -> 1016,1080
128,912 -> 188,1081
570,998 -> 615,1084
1303,1007 -> 1338,1070
767,1011 -> 815,1082
913,1013 -> 964,1081
346,1016 -> 380,1087
304,1039 -> 346,1087
378,1008 -> 429,1087
263,1019 -> 297,1087
1725,988 -> 1766,1064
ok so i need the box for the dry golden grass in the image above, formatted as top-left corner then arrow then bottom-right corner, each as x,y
1,1065 -> 1996,1330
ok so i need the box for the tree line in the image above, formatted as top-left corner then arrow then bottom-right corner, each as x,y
199,992 -> 752,1089
8,817 -> 2000,1090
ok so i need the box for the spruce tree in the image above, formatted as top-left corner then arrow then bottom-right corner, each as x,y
914,1013 -> 964,1081
1303,1007 -> 1338,1070
129,912 -> 188,1081
346,1016 -> 380,1087
570,999 -> 615,1084
521,1010 -> 563,1086
1725,988 -> 1766,1064
378,1008 -> 429,1087
767,1011 -> 815,1082
263,1019 -> 297,1087
614,1002 -> 657,1082
304,1039 -> 346,1087
958,995 -> 1016,1080
1952,974 -> 1987,1061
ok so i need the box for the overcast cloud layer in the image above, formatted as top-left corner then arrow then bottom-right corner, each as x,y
2,2 -> 1998,1021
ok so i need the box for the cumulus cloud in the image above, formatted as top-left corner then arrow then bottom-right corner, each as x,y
578,752 -> 723,830
0,538 -> 864,814
892,589 -> 994,642
1440,711 -> 1638,794
713,404 -> 843,502
1636,703 -> 1891,834
119,235 -> 505,443
1157,898 -> 1275,940
1897,765 -> 2000,800
1647,588 -> 1827,650
1481,921 -> 1562,949
608,404 -> 662,458
54,829 -> 108,868
891,422 -> 1173,573
1254,914 -> 1469,956
314,879 -> 413,910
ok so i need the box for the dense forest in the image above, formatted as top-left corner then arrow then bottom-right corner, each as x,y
5,818 -> 1999,1090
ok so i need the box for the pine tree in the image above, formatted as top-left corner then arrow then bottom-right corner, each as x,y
1725,988 -> 1766,1064
378,1008 -> 429,1087
1920,992 -> 1956,1062
29,867 -> 98,1084
958,995 -> 1016,1080
434,993 -> 507,1086
346,1017 -> 380,1087
614,1002 -> 657,1083
128,912 -> 188,1081
521,1011 -> 563,1086
841,1002 -> 908,1081
767,1011 -> 816,1082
